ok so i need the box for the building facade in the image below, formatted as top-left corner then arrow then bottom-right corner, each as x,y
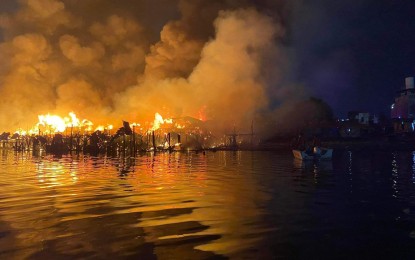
391,77 -> 415,133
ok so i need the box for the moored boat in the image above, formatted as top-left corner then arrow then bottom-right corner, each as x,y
292,147 -> 333,160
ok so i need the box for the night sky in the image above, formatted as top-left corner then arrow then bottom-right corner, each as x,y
291,0 -> 415,117
0,0 -> 414,118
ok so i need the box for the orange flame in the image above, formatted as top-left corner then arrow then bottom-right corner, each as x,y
151,112 -> 173,131
22,112 -> 94,135
94,124 -> 113,132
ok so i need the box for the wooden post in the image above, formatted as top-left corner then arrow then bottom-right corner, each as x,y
70,125 -> 73,151
251,120 -> 254,147
147,132 -> 150,150
132,125 -> 136,156
168,133 -> 171,148
123,133 -> 126,157
152,131 -> 156,151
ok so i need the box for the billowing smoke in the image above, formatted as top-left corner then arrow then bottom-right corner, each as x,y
0,0 -> 317,137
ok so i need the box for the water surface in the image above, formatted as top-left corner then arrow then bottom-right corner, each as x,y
1,150 -> 415,259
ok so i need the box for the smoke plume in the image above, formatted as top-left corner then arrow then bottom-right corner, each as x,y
0,0 -> 313,136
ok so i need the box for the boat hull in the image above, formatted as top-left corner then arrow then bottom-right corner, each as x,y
293,148 -> 333,160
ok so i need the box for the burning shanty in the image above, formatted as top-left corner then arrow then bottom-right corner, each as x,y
0,2 -> 280,156
0,111 -> 258,155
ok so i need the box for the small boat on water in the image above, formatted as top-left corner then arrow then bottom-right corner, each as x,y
292,147 -> 333,160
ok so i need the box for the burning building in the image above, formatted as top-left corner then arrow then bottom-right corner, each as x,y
391,77 -> 415,133
0,1 -> 334,145
0,2 -> 289,138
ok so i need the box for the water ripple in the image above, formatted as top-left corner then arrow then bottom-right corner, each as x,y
1,150 -> 415,258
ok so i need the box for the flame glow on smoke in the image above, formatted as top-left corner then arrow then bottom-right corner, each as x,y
0,1 -> 307,137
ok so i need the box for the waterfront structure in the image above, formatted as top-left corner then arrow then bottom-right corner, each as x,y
347,111 -> 379,125
391,77 -> 415,133
337,111 -> 380,138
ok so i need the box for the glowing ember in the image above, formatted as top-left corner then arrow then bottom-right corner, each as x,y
175,123 -> 185,129
198,106 -> 207,121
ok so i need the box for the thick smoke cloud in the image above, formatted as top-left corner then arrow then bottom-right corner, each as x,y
0,0 -> 314,136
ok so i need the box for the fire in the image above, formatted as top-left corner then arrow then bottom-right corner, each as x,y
14,129 -> 28,136
38,114 -> 67,132
151,112 -> 173,131
95,126 -> 104,132
198,105 -> 207,121
24,112 -> 94,134
81,119 -> 93,132
13,111 -> 179,136
94,124 -> 113,132
9,109 -> 224,151
68,112 -> 81,127
13,110 -> 201,138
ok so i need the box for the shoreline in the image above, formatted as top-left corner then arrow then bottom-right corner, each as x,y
256,138 -> 415,151
2,138 -> 415,155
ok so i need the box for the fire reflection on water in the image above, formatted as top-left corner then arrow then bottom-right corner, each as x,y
0,151 -> 272,259
2,150 -> 415,258
37,161 -> 78,186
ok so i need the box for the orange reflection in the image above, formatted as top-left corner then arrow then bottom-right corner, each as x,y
0,151 -> 268,258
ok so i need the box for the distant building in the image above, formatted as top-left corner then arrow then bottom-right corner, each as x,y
391,77 -> 415,133
338,111 -> 381,138
348,111 -> 371,125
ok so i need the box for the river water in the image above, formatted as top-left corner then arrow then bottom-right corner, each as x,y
1,149 -> 415,259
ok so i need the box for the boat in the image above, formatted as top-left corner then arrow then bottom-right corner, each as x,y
292,147 -> 333,160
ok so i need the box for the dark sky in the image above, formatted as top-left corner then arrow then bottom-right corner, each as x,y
0,0 -> 414,118
291,0 -> 415,117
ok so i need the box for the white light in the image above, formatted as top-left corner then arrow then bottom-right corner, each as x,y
391,104 -> 395,110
